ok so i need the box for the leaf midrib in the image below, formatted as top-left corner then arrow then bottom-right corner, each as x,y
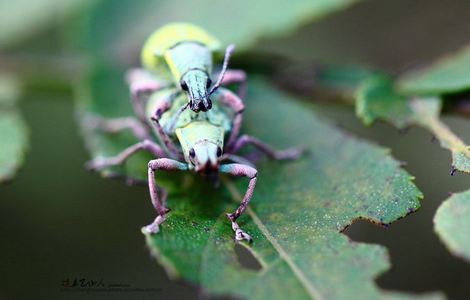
411,100 -> 470,156
224,180 -> 324,300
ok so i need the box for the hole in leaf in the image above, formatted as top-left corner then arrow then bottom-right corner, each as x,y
234,243 -> 262,271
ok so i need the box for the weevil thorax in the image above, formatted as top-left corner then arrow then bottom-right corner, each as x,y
175,121 -> 224,176
154,89 -> 231,177
141,23 -> 221,112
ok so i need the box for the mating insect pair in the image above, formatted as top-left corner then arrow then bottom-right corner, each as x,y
86,23 -> 303,241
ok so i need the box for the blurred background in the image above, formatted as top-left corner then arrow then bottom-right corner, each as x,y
0,0 -> 469,299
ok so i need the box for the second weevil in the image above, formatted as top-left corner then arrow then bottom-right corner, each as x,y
131,22 -> 247,115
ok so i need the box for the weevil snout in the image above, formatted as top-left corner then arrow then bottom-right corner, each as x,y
181,70 -> 212,112
193,98 -> 212,112
189,141 -> 222,175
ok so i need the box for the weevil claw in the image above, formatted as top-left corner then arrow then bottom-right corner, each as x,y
230,221 -> 252,242
142,224 -> 160,234
227,212 -> 236,222
235,228 -> 252,242
142,215 -> 166,235
85,157 -> 109,171
276,146 -> 308,161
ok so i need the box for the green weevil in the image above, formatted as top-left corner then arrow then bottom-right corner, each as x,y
85,23 -> 303,242
132,22 -> 246,114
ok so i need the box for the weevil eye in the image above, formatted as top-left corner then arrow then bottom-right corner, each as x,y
180,80 -> 189,91
206,78 -> 212,89
189,148 -> 196,158
216,146 -> 222,157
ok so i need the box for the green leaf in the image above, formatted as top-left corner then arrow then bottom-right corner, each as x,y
0,0 -> 92,48
356,76 -> 416,128
148,79 -> 440,299
82,0 -> 361,62
76,66 -> 442,299
0,74 -> 29,182
399,45 -> 470,95
356,76 -> 470,174
434,190 -> 470,263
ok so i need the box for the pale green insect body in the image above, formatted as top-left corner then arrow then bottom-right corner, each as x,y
163,42 -> 213,83
146,89 -> 231,168
141,23 -> 220,75
141,23 -> 222,112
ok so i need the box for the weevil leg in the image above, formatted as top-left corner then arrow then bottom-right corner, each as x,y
150,90 -> 180,120
214,89 -> 245,149
227,112 -> 243,150
220,163 -> 258,242
221,153 -> 255,168
86,140 -> 166,171
145,91 -> 184,159
126,68 -> 171,122
83,114 -> 151,141
158,186 -> 169,209
219,69 -> 247,99
143,158 -> 188,234
150,89 -> 183,134
150,116 -> 183,160
230,135 -> 305,160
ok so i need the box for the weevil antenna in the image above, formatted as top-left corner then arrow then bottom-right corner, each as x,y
167,102 -> 189,133
209,44 -> 235,95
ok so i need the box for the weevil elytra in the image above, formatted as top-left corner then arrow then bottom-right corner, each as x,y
135,22 -> 247,113
86,24 -> 304,242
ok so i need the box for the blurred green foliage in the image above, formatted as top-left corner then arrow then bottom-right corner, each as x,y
0,74 -> 28,182
435,190 -> 470,263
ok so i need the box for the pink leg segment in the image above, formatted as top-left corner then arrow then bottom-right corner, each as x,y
147,91 -> 183,159
221,153 -> 255,168
144,158 -> 188,234
84,115 -> 151,141
150,117 -> 182,159
220,69 -> 247,99
230,135 -> 304,160
126,68 -> 168,122
86,140 -> 166,170
220,163 -> 258,242
216,89 -> 245,149
150,91 -> 179,120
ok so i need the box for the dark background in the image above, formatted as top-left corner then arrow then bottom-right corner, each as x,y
1,0 -> 469,299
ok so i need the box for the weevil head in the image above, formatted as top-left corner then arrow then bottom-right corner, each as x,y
180,70 -> 212,112
189,141 -> 222,178
175,122 -> 224,178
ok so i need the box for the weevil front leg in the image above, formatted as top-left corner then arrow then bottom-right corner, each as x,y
220,163 -> 258,242
150,116 -> 183,160
221,153 -> 255,168
86,140 -> 166,170
146,91 -> 184,159
230,135 -> 305,161
83,114 -> 151,141
126,68 -> 174,122
219,69 -> 247,99
143,158 -> 189,234
214,89 -> 245,148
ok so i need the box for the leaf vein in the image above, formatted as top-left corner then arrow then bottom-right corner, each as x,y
225,180 -> 324,300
